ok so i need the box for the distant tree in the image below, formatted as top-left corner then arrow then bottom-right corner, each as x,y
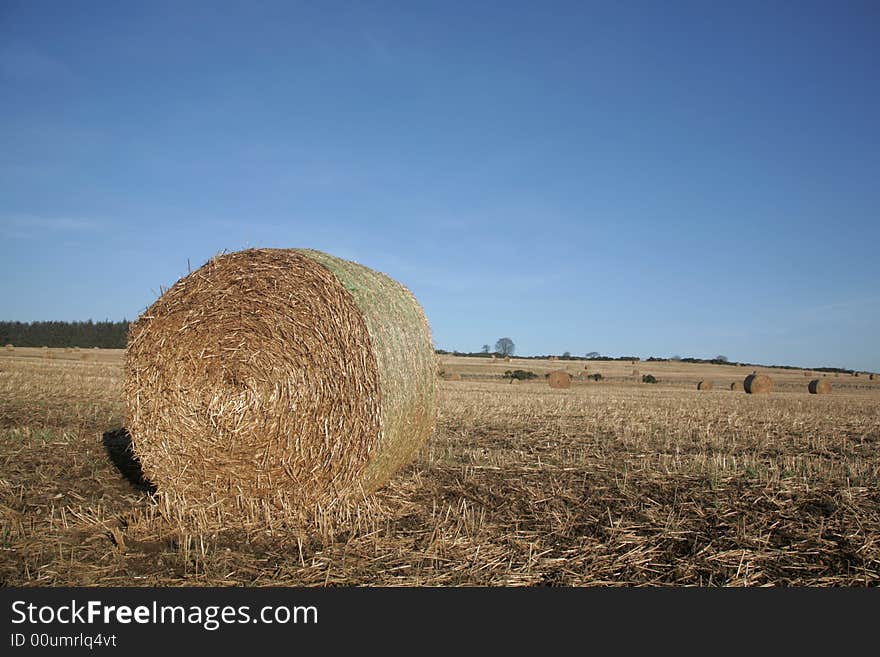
585,351 -> 600,359
716,355 -> 729,363
562,351 -> 571,359
481,344 -> 490,353
671,355 -> 682,361
495,337 -> 515,357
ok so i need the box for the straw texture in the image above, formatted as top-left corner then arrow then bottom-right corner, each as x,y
744,374 -> 773,394
808,379 -> 832,394
548,371 -> 571,389
125,248 -> 436,519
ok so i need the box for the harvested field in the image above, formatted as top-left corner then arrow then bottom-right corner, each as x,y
1,350 -> 879,586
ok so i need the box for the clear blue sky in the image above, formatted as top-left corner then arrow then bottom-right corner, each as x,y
2,1 -> 878,371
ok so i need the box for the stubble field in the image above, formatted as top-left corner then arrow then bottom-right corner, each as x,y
1,348 -> 878,586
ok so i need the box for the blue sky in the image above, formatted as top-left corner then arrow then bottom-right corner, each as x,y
1,1 -> 878,370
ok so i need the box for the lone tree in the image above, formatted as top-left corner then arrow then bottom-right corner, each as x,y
716,355 -> 729,363
562,351 -> 571,359
585,351 -> 600,359
495,337 -> 515,357
481,344 -> 490,353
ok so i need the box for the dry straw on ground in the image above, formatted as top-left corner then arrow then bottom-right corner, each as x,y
730,381 -> 742,391
809,379 -> 832,395
744,374 -> 773,394
697,380 -> 713,391
631,369 -> 640,377
444,372 -> 462,381
125,248 -> 437,524
547,370 -> 572,389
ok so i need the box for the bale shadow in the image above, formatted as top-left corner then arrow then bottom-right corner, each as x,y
102,428 -> 157,494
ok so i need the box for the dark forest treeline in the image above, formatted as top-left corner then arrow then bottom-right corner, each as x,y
0,321 -> 129,348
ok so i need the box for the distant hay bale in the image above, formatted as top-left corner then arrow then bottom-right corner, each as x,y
871,374 -> 875,381
729,381 -> 742,391
509,378 -> 520,385
444,372 -> 462,381
744,373 -> 773,394
3,344 -> 12,352
584,364 -> 589,370
547,370 -> 571,389
803,371 -> 810,377
504,356 -> 511,362
808,379 -> 832,394
549,356 -> 558,361
80,352 -> 92,361
696,380 -> 713,391
125,248 -> 437,520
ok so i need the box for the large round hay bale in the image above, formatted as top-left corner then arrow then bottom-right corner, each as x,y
744,374 -> 773,394
124,248 -> 436,518
504,356 -> 511,362
870,374 -> 875,381
697,380 -> 713,391
547,370 -> 571,389
729,381 -> 742,391
808,379 -> 831,394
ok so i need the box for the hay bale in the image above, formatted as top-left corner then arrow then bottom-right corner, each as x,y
744,373 -> 773,394
3,344 -> 12,352
870,374 -> 875,381
697,380 -> 713,391
808,379 -> 831,394
803,371 -> 811,377
444,372 -> 462,381
631,369 -> 640,377
124,248 -> 437,519
549,356 -> 558,361
547,370 -> 571,389
729,381 -> 742,391
504,356 -> 511,362
509,378 -> 520,385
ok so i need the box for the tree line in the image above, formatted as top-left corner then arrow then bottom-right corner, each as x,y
0,321 -> 129,348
